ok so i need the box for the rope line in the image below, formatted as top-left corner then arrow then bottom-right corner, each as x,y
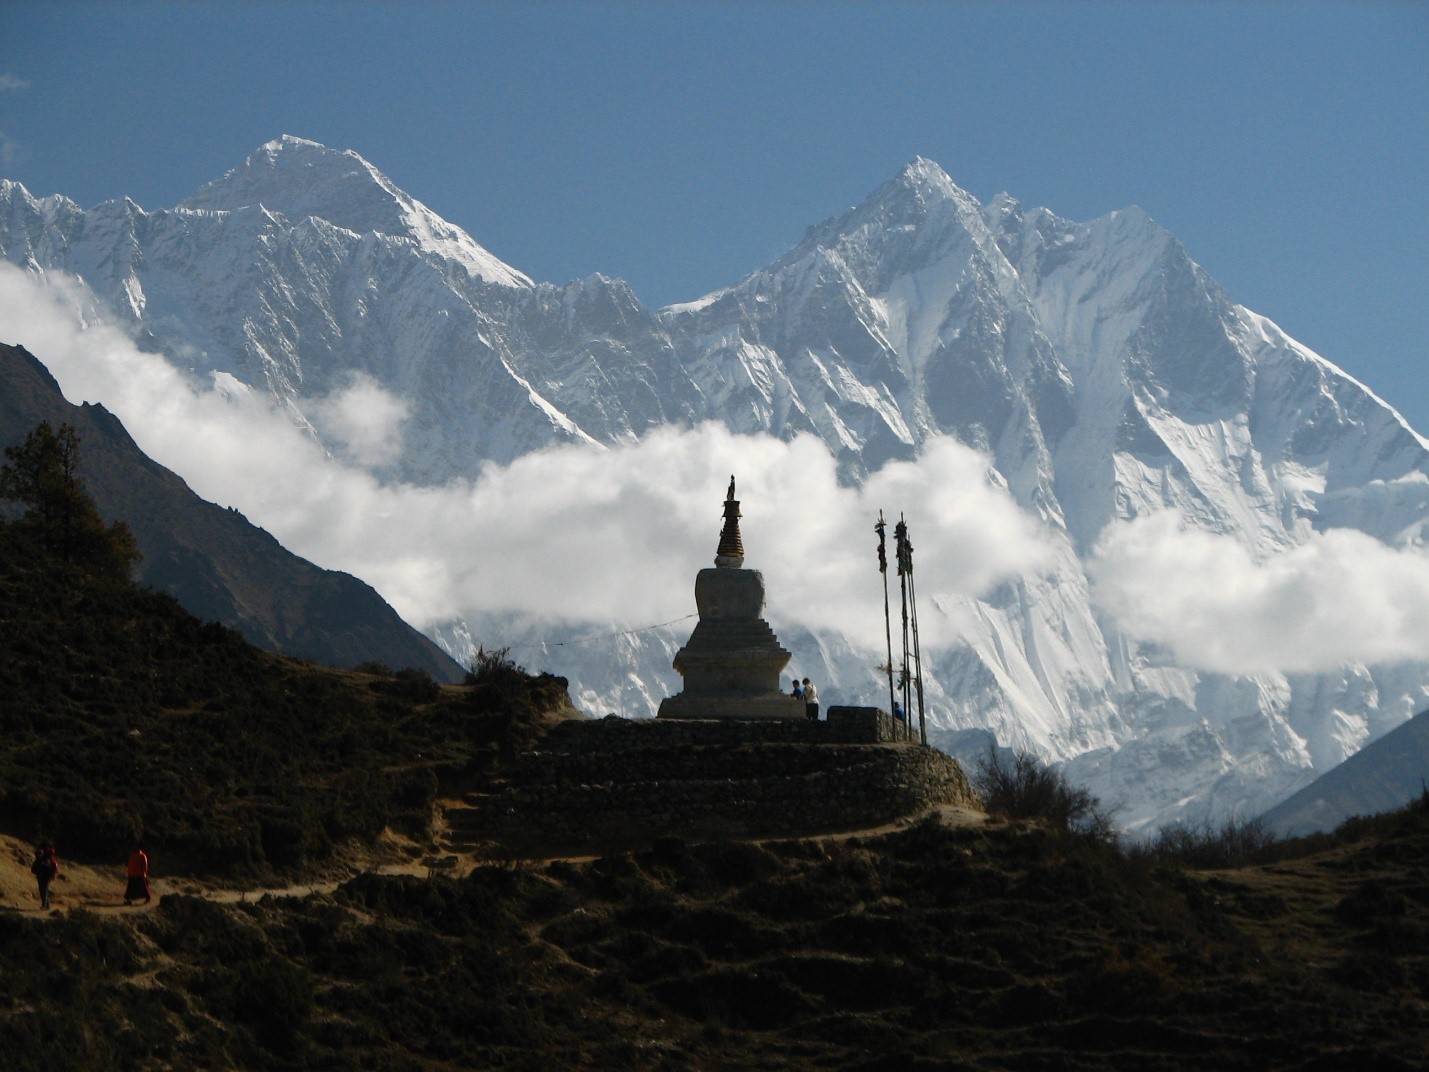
499,613 -> 697,651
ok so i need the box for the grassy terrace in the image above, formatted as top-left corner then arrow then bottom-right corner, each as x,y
0,518 -> 566,877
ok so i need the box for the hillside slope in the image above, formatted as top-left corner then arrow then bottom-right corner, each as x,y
0,341 -> 462,680
0,520 -> 457,874
0,522 -> 572,874
1260,708 -> 1429,837
0,802 -> 1424,1070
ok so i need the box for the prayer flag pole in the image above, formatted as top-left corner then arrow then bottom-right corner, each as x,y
875,512 -> 898,736
895,516 -> 913,743
904,521 -> 928,747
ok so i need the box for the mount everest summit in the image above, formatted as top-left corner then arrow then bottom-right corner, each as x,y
2,135 -> 1425,830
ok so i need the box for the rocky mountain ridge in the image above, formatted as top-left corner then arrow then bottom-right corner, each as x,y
0,341 -> 463,681
2,137 -> 1424,829
1259,709 -> 1429,837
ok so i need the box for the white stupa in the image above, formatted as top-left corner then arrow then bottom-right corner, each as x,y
657,477 -> 806,720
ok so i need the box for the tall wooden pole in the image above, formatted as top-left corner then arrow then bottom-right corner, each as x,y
895,516 -> 913,743
904,526 -> 928,747
876,512 -> 897,735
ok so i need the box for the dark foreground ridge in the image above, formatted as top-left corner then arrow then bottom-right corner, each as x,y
2,799 -> 1427,1070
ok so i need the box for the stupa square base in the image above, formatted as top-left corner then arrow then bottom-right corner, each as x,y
657,694 -> 808,720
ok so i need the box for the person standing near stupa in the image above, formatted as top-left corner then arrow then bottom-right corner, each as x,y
802,677 -> 819,721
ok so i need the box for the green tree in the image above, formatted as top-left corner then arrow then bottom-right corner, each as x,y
1,421 -> 140,581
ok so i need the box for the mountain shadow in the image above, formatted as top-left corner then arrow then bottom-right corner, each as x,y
0,342 -> 462,681
1260,709 -> 1429,837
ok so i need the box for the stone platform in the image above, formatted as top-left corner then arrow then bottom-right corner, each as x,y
454,709 -> 977,856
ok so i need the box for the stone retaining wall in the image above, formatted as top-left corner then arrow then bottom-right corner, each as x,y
511,742 -> 905,786
466,713 -> 976,855
542,705 -> 904,752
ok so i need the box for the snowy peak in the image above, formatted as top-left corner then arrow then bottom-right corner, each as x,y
989,197 -> 1173,280
181,136 -> 410,232
0,180 -> 82,235
667,157 -> 988,316
794,157 -> 987,283
890,155 -> 972,205
868,156 -> 985,233
180,136 -> 530,288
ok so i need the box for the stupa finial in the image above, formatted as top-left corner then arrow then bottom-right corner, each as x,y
715,474 -> 744,568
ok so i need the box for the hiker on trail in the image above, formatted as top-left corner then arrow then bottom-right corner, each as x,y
802,678 -> 819,721
125,846 -> 151,906
31,844 -> 58,909
791,677 -> 804,702
893,700 -> 905,723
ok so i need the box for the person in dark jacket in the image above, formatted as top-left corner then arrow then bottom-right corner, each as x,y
124,846 -> 151,905
30,845 -> 58,909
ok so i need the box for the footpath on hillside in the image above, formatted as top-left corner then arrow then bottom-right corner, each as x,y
0,802 -> 987,919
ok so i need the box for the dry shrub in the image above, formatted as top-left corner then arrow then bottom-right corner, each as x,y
1130,816 -> 1277,869
973,747 -> 1118,843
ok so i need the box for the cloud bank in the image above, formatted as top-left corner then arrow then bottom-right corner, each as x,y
8,264 -> 1424,677
0,264 -> 1051,651
1090,511 -> 1429,674
303,373 -> 411,467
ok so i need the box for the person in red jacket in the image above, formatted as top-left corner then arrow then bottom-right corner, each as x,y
30,845 -> 58,909
124,846 -> 150,906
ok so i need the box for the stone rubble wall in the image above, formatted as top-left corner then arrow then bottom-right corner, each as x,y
466,711 -> 977,855
544,706 -> 906,752
511,742 -> 907,786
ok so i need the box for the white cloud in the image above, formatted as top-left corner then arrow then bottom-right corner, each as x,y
302,373 -> 409,467
1089,511 -> 1429,674
0,263 -> 1053,651
0,74 -> 29,92
14,262 -> 1422,681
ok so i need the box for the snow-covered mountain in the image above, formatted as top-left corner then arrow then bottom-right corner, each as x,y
3,136 -> 1425,829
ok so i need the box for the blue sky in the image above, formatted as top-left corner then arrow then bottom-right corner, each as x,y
2,1 -> 1425,430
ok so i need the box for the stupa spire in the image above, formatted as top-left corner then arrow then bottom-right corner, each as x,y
714,475 -> 744,568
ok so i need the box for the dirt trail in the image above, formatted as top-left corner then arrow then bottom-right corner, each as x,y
0,803 -> 987,920
0,833 -> 430,919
